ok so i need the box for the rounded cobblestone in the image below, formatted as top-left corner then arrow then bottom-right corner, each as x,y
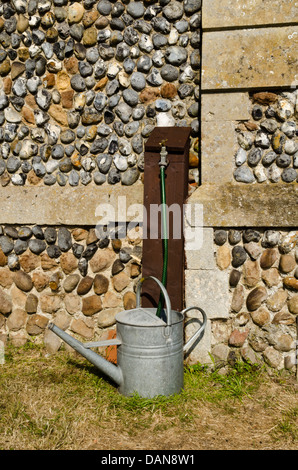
0,0 -> 200,188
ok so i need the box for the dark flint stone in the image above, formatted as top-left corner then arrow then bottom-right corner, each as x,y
53,41 -> 65,60
265,106 -> 276,118
229,269 -> 241,287
110,18 -> 125,31
72,243 -> 84,258
90,138 -> 109,154
108,138 -> 118,154
252,105 -> 263,121
29,239 -> 46,254
247,148 -> 262,167
44,174 -> 56,185
112,258 -> 124,275
44,227 -> 57,244
59,157 -> 72,173
98,237 -> 109,249
32,225 -> 44,239
58,227 -> 72,252
0,235 -> 14,254
47,245 -> 62,258
276,153 -> 291,168
228,229 -> 241,245
108,167 -> 121,184
10,96 -> 25,112
122,14 -> 134,26
78,257 -> 88,277
14,239 -> 28,255
96,154 -> 112,174
262,151 -> 276,167
4,226 -> 19,239
82,243 -> 98,260
281,168 -> 297,183
18,227 -> 32,239
214,230 -> 227,246
104,110 -> 115,124
65,38 -> 74,56
242,229 -> 261,243
232,245 -> 247,268
79,144 -> 89,156
119,248 -> 132,263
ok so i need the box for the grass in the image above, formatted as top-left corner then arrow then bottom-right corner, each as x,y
0,342 -> 297,450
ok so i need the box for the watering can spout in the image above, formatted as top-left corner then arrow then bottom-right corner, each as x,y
48,323 -> 123,387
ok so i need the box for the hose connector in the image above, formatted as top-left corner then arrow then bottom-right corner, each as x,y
159,139 -> 168,168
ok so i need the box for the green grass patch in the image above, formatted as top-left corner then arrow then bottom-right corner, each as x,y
0,343 -> 296,450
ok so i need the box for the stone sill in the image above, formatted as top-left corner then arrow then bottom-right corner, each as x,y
202,0 -> 298,31
2,181 -> 297,229
0,183 -> 144,226
186,183 -> 298,228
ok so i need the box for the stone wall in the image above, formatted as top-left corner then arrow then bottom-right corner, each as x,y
184,0 -> 298,372
0,0 -> 199,189
234,90 -> 298,184
0,0 -> 200,351
185,227 -> 298,370
0,223 -> 142,351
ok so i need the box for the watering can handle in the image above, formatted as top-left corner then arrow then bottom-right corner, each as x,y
136,276 -> 172,327
181,306 -> 207,353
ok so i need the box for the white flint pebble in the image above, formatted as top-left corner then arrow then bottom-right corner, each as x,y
235,148 -> 247,166
114,154 -> 128,171
254,166 -> 267,183
156,112 -> 175,127
267,164 -> 281,183
4,108 -> 22,123
11,174 -> 24,185
284,140 -> 298,155
168,29 -> 179,45
46,161 -> 60,174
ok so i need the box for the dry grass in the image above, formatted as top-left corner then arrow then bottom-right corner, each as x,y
0,343 -> 297,451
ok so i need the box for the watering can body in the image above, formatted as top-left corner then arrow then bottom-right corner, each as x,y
48,276 -> 207,398
116,307 -> 184,397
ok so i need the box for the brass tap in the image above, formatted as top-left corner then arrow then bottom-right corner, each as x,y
159,139 -> 168,167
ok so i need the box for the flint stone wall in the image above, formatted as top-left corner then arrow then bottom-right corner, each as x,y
0,223 -> 142,352
184,0 -> 298,372
185,227 -> 298,371
0,0 -> 199,189
0,0 -> 200,353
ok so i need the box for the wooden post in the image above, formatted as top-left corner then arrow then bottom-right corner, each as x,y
141,127 -> 191,312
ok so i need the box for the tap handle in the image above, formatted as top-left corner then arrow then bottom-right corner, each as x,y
159,139 -> 168,148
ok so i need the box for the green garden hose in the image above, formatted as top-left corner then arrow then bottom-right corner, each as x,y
156,144 -> 168,318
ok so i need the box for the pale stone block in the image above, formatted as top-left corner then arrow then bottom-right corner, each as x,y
202,27 -> 298,90
202,93 -> 251,122
200,93 -> 250,185
187,183 -> 298,228
185,227 -> 216,270
184,319 -> 212,365
0,183 -> 144,226
203,0 -> 298,30
201,120 -> 236,184
185,269 -> 230,320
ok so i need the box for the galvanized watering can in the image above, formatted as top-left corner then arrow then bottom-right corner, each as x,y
48,276 -> 207,398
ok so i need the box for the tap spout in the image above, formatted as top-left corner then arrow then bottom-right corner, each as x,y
48,323 -> 123,386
